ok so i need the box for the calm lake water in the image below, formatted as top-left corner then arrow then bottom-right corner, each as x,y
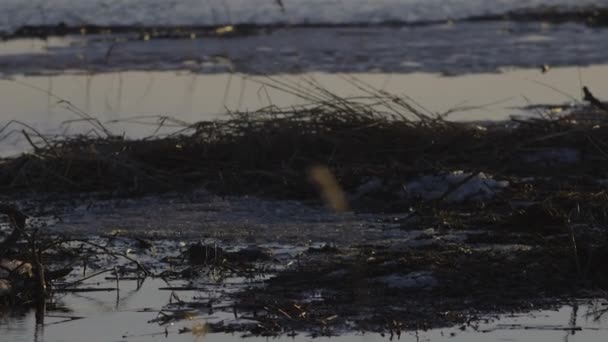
0,65 -> 605,155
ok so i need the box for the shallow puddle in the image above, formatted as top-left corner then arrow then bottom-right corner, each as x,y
2,275 -> 607,342
17,191 -> 419,249
3,193 -> 608,341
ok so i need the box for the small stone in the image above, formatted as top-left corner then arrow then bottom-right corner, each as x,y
0,279 -> 12,297
0,259 -> 33,278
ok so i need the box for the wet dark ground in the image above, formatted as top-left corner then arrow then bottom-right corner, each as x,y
2,172 -> 608,340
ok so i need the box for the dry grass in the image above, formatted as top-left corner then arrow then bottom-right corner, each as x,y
0,81 -> 606,205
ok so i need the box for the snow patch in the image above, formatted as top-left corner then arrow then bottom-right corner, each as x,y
0,0 -> 606,34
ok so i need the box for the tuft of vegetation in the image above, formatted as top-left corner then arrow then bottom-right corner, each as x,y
0,81 -> 607,204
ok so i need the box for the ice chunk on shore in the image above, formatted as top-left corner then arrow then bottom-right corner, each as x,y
403,171 -> 508,202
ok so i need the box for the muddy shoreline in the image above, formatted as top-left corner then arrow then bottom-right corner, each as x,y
1,203 -> 605,337
3,91 -> 608,337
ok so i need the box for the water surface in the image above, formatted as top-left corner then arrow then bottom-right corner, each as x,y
0,65 -> 604,155
2,283 -> 606,342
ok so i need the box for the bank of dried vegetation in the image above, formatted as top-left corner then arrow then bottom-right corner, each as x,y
2,82 -> 608,334
0,83 -> 605,199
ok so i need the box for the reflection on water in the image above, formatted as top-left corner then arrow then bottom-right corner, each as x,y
0,65 -> 607,155
0,37 -> 75,56
0,310 -> 36,342
1,276 -> 607,342
0,65 -> 606,136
